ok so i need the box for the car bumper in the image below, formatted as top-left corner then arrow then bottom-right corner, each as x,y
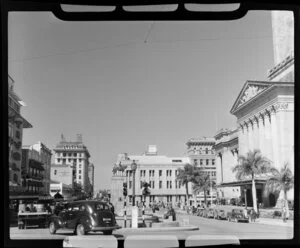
90,225 -> 121,231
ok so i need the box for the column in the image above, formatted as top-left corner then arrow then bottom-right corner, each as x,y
216,154 -> 222,185
238,124 -> 245,157
264,110 -> 273,161
258,113 -> 265,156
248,120 -> 254,152
252,116 -> 260,150
270,107 -> 280,169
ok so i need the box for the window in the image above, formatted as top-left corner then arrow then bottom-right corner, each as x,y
95,203 -> 110,211
159,181 -> 162,189
54,170 -> 57,175
57,159 -> 61,163
63,153 -> 66,157
194,159 -> 198,165
159,170 -> 162,177
79,175 -> 81,179
79,170 -> 81,174
15,130 -> 20,139
212,159 -> 215,165
79,159 -> 82,162
206,159 -> 209,165
129,181 -> 132,189
68,159 -> 71,162
200,159 -> 203,165
74,153 -> 77,157
167,181 -> 169,188
206,148 -> 208,154
170,181 -> 172,189
140,170 -> 143,177
140,181 -> 143,189
170,170 -> 172,177
62,159 -> 66,163
166,170 -> 168,177
152,181 -> 155,189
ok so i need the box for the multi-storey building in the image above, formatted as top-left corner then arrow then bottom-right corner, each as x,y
30,142 -> 52,195
111,145 -> 192,213
50,164 -> 74,186
21,146 -> 45,195
53,134 -> 90,193
88,163 -> 95,197
8,75 -> 32,194
186,137 -> 217,204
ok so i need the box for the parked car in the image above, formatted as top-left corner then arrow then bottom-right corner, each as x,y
227,209 -> 249,223
214,209 -> 227,220
204,208 -> 215,218
48,200 -> 120,235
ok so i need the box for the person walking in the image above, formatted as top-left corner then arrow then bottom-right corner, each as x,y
282,202 -> 287,223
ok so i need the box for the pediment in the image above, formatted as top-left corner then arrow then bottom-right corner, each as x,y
230,81 -> 272,114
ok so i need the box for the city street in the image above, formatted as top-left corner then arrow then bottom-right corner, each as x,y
9,213 -> 293,240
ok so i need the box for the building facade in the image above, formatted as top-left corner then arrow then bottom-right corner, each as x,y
50,164 -> 74,186
50,181 -> 74,200
186,137 -> 217,204
87,163 -> 95,197
21,147 -> 45,195
214,11 -> 294,208
8,75 -> 32,194
53,134 -> 91,193
30,142 -> 52,195
110,146 -> 192,213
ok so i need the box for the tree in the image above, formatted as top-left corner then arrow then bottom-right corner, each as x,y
96,189 -> 110,201
264,162 -> 294,208
176,163 -> 196,206
232,149 -> 272,213
192,172 -> 216,206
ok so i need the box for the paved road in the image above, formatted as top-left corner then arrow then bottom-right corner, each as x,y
9,213 -> 293,241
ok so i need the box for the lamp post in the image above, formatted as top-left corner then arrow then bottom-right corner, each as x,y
131,160 -> 137,207
244,189 -> 247,208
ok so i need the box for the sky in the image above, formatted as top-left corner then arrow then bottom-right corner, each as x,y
8,10 -> 275,192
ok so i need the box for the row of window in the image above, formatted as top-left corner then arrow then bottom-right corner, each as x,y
192,147 -> 214,154
130,180 -> 183,189
194,159 -> 215,166
137,169 -> 180,178
57,158 -> 83,163
56,152 -> 84,157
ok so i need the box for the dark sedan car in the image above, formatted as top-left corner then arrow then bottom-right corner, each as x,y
48,200 -> 120,235
227,209 -> 249,223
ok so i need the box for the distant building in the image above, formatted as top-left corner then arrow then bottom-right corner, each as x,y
88,163 -> 95,197
8,75 -> 32,194
111,145 -> 192,213
186,137 -> 217,204
53,134 -> 91,193
50,164 -> 74,187
21,147 -> 45,195
30,142 -> 52,195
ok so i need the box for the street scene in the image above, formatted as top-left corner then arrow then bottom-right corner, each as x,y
7,7 -> 295,247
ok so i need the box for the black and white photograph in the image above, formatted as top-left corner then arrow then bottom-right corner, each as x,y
6,2 -> 296,248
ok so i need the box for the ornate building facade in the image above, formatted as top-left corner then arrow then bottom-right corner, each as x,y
53,134 -> 91,193
214,11 -> 294,207
8,75 -> 32,195
186,137 -> 217,204
110,145 -> 192,214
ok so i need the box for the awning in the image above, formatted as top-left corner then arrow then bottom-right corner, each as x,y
9,195 -> 39,200
218,179 -> 267,187
38,195 -> 54,201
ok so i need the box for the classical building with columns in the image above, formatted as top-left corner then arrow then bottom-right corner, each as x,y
110,145 -> 192,213
214,11 -> 294,207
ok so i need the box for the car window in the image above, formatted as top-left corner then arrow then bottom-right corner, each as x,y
73,206 -> 80,211
95,203 -> 110,211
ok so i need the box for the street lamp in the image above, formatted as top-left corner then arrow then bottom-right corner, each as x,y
131,160 -> 137,207
244,189 -> 247,208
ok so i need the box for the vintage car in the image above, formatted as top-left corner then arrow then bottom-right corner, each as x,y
204,208 -> 215,218
48,200 -> 120,235
213,209 -> 227,220
227,208 -> 249,223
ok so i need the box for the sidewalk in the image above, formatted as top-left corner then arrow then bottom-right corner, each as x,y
175,209 -> 293,228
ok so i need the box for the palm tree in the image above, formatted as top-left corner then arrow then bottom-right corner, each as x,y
232,149 -> 272,213
192,172 -> 216,206
264,162 -> 294,208
176,163 -> 196,206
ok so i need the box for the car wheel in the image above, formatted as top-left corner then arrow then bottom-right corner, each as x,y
76,224 -> 86,236
103,230 -> 113,235
49,222 -> 56,234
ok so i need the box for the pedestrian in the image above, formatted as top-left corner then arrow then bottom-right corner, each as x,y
282,203 -> 287,223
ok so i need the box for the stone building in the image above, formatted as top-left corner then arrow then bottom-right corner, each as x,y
53,134 -> 91,193
8,75 -> 32,194
186,137 -> 217,204
214,11 -> 294,207
87,163 -> 95,197
50,164 -> 74,187
110,145 -> 192,213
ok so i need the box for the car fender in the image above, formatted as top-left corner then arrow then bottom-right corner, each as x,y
76,218 -> 91,232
